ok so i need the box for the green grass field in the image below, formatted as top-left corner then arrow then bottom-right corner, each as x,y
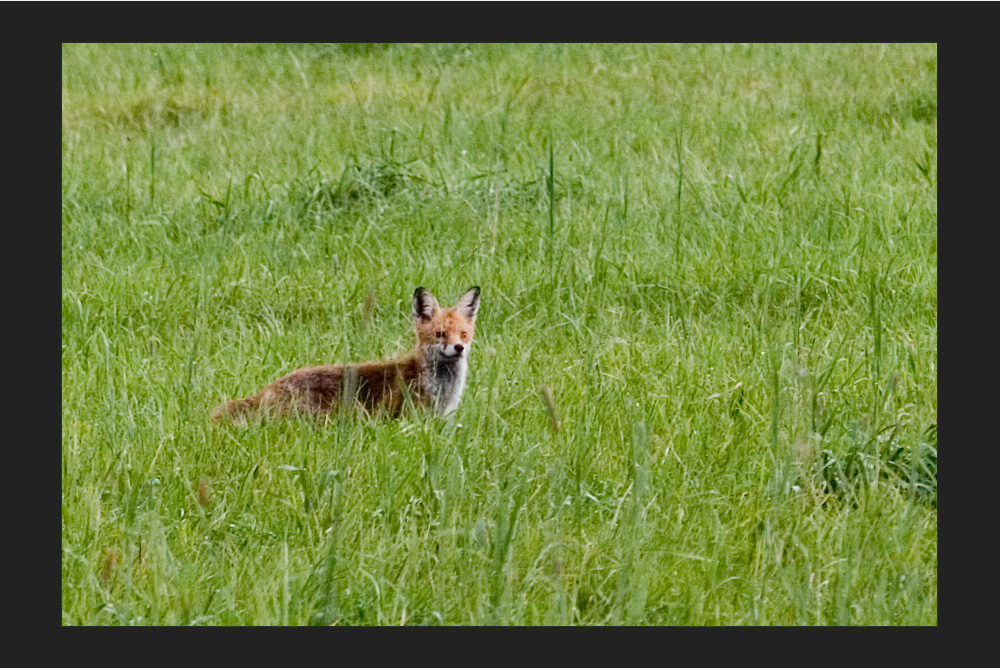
62,43 -> 937,625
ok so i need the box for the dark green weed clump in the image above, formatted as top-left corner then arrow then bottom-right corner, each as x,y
63,43 -> 936,625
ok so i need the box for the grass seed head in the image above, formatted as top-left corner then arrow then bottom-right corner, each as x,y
196,476 -> 212,508
362,285 -> 376,324
100,548 -> 119,585
540,385 -> 561,434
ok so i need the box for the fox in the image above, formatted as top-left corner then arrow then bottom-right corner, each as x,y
211,286 -> 480,423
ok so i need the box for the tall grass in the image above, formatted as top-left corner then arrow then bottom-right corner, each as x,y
62,43 -> 937,625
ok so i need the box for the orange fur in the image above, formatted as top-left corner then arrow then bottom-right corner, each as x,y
212,286 -> 480,423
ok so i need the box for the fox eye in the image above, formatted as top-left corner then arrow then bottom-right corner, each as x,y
435,331 -> 446,339
461,331 -> 468,339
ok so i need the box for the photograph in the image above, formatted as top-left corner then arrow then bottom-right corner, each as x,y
61,43 -> 937,626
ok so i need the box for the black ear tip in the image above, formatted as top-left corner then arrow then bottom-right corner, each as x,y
470,286 -> 481,294
414,286 -> 427,296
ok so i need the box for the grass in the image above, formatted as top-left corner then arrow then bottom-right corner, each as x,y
62,43 -> 937,625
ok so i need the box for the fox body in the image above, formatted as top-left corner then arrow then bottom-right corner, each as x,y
211,287 -> 480,423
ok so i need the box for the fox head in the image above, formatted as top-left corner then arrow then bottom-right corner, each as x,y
412,286 -> 480,364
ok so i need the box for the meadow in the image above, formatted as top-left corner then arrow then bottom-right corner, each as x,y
61,43 -> 937,625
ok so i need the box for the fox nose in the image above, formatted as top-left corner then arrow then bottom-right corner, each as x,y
453,344 -> 464,354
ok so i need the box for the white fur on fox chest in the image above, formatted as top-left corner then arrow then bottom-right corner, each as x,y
423,354 -> 469,416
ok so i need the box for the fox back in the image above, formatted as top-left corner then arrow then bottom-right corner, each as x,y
211,286 -> 480,422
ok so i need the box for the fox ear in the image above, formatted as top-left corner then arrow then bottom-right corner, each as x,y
457,286 -> 480,320
413,287 -> 439,322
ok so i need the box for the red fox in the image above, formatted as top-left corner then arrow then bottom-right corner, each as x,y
211,286 -> 480,423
